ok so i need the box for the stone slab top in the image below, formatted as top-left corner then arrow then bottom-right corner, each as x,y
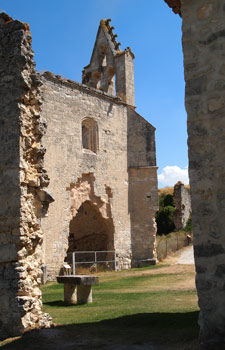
57,275 -> 99,285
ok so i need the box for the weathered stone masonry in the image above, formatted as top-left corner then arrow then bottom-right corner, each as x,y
166,0 -> 225,348
0,13 -> 52,339
173,181 -> 191,231
39,19 -> 158,280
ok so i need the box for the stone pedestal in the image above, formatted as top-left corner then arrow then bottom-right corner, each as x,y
64,283 -> 77,304
77,285 -> 92,304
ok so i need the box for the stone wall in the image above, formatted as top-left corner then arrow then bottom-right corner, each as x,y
127,107 -> 158,265
173,182 -> 191,230
166,0 -> 225,348
128,167 -> 158,266
0,13 -> 51,339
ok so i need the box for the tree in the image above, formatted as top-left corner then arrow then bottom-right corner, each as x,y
156,193 -> 175,235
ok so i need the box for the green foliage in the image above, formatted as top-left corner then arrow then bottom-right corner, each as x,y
163,194 -> 174,207
185,215 -> 192,232
156,193 -> 176,235
158,194 -> 174,209
156,205 -> 176,235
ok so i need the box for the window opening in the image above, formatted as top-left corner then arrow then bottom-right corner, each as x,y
82,118 -> 98,153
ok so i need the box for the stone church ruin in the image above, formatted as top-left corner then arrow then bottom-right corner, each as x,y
1,0 -> 225,347
41,19 -> 158,278
0,13 -> 158,338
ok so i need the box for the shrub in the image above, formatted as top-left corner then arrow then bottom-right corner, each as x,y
156,205 -> 176,235
185,214 -> 192,232
163,194 -> 174,207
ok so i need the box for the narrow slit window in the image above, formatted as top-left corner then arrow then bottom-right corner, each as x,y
82,118 -> 98,153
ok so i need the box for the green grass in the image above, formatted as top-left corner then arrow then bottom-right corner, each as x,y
41,266 -> 198,325
1,264 -> 200,349
42,284 -> 197,325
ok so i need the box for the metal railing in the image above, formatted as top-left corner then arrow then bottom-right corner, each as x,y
71,250 -> 117,274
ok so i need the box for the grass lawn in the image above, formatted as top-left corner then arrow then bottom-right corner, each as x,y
1,262 -> 200,349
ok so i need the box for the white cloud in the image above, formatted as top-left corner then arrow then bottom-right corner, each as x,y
158,165 -> 189,188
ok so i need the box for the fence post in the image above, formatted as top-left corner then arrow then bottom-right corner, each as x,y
95,251 -> 97,272
177,234 -> 179,251
166,239 -> 167,257
114,250 -> 117,271
72,252 -> 75,275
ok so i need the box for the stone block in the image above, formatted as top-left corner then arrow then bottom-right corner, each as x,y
0,244 -> 17,263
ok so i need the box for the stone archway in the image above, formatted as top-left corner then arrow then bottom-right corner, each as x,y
68,200 -> 114,252
66,173 -> 115,269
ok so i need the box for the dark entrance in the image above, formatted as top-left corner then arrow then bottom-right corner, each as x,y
67,200 -> 114,253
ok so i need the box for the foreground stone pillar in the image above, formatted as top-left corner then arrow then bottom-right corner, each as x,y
0,13 -> 52,339
165,0 -> 225,348
181,1 -> 225,348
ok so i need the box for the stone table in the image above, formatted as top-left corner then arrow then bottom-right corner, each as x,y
56,275 -> 99,304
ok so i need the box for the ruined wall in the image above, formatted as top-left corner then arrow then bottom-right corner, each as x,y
0,14 -> 51,339
82,19 -> 135,106
68,173 -> 114,252
129,167 -> 158,266
127,108 -> 156,168
173,182 -> 191,230
127,107 -> 158,265
41,73 -> 132,278
166,0 -> 225,348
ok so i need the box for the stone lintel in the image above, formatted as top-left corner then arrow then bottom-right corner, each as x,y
129,166 -> 158,170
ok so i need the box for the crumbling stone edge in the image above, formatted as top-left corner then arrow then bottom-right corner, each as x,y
0,13 -> 53,339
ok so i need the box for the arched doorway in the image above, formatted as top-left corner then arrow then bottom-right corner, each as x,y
67,200 -> 114,252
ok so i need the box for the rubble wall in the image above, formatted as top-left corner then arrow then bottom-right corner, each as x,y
0,14 -> 51,339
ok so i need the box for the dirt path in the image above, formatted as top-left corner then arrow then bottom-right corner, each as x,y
161,245 -> 194,266
177,246 -> 194,265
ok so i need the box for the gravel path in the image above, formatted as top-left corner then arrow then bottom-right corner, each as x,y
177,245 -> 194,264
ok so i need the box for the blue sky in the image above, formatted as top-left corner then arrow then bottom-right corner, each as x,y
1,0 -> 188,188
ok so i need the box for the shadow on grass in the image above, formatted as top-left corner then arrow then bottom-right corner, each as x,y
1,311 -> 200,349
44,301 -> 79,307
